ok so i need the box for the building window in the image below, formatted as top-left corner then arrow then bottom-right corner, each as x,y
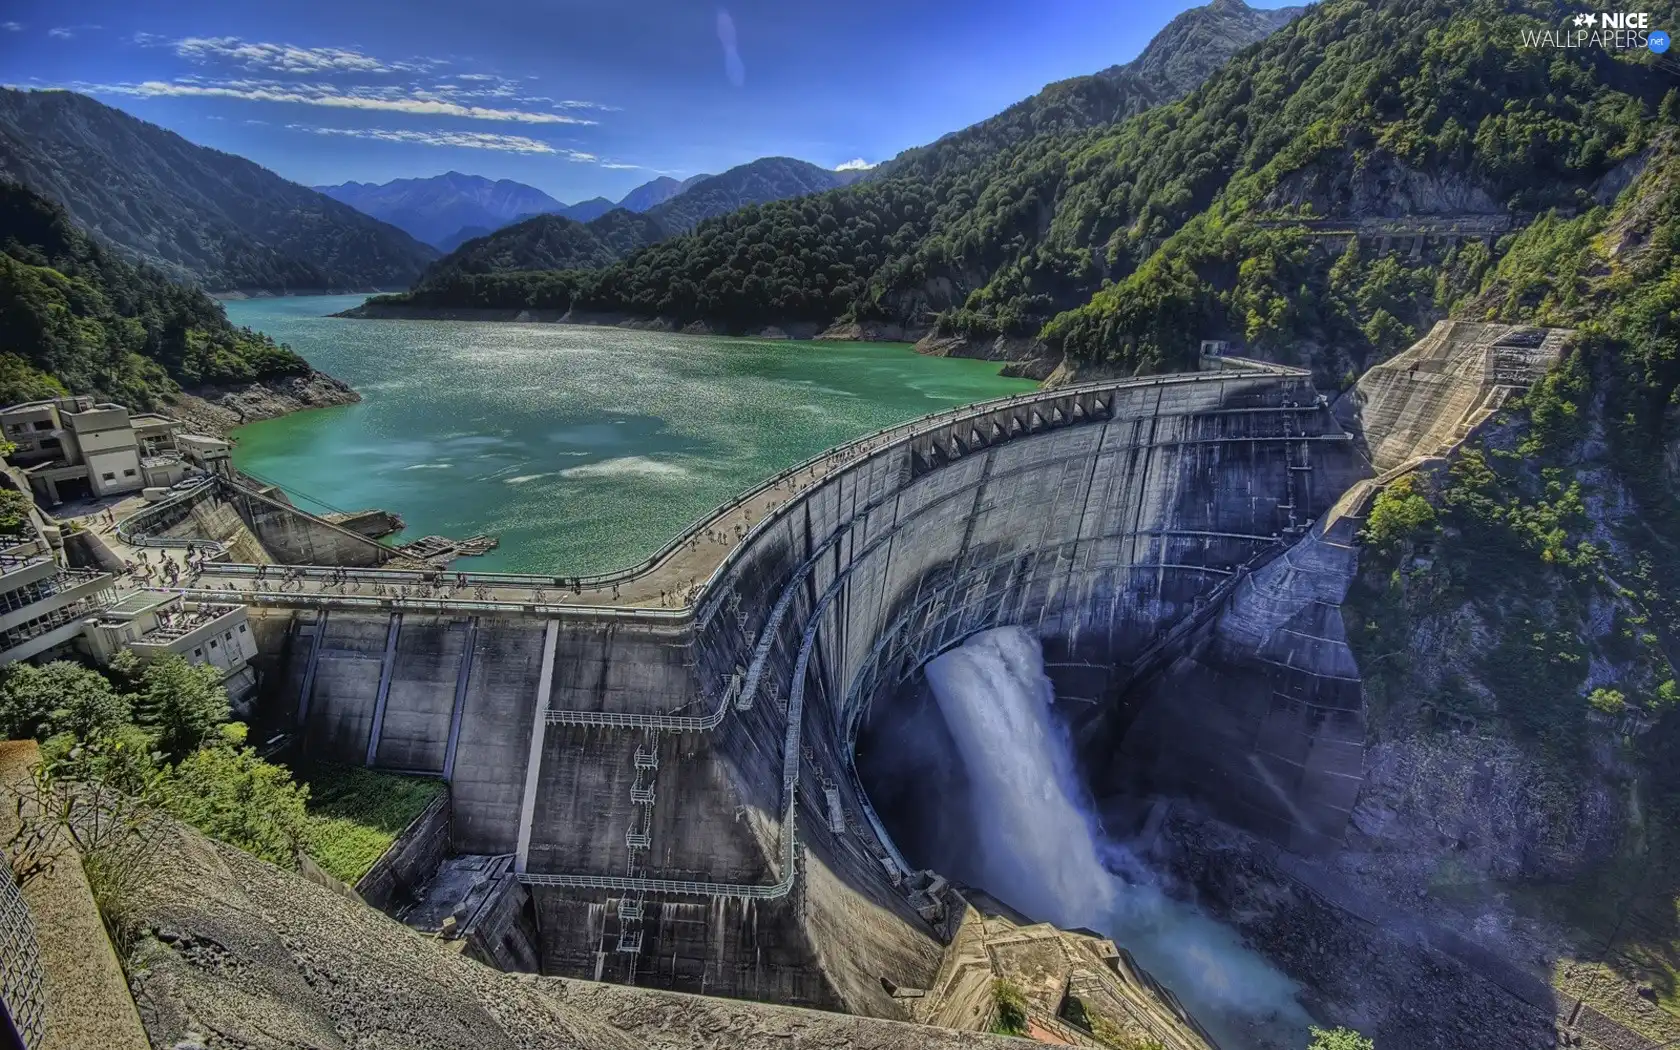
192,647 -> 203,658
31,421 -> 51,432
224,630 -> 233,640
208,639 -> 217,648
238,623 -> 247,633
7,424 -> 23,436
101,472 -> 116,482
122,469 -> 137,477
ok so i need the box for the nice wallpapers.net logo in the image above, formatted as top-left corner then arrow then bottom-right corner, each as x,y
1519,10 -> 1671,51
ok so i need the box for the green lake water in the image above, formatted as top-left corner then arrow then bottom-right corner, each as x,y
222,296 -> 1036,573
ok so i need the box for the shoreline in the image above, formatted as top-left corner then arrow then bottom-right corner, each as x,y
334,299 -> 1066,379
333,300 -> 919,343
168,369 -> 361,439
213,286 -> 410,301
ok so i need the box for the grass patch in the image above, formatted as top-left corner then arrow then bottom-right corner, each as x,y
292,763 -> 445,885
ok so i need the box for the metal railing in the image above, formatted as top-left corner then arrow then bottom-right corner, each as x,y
112,478 -> 226,554
202,370 -> 1289,601
0,870 -> 45,1050
518,800 -> 799,900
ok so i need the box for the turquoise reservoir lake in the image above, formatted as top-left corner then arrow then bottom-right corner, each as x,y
223,296 -> 1035,573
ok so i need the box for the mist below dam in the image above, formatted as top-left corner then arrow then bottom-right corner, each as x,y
921,627 -> 1314,1050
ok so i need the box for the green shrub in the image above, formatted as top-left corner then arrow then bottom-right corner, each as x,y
1361,474 -> 1437,553
155,747 -> 310,867
990,979 -> 1029,1037
1308,1027 -> 1374,1050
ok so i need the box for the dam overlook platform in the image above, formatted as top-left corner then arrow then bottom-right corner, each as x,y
114,321 -> 1565,1028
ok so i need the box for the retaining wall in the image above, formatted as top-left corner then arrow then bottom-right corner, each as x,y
356,792 -> 451,912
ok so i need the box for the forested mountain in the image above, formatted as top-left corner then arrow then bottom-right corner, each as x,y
867,0 -> 1299,186
618,174 -> 710,213
377,0 -> 1675,390
0,181 -> 310,408
419,175 -> 710,252
410,156 -> 870,285
555,196 -> 616,224
419,208 -> 665,282
642,158 -> 861,233
374,0 -> 1305,322
316,172 -> 564,249
0,89 -> 436,293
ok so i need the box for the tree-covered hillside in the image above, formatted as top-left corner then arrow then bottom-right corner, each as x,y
419,208 -> 666,281
642,157 -> 859,234
868,0 -> 1300,187
0,89 -> 436,293
372,0 -> 1305,321
0,181 -> 309,408
409,157 -> 863,287
379,0 -> 1674,391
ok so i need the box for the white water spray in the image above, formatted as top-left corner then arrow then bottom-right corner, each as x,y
925,626 -> 1313,1049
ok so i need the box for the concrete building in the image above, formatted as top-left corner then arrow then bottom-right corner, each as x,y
175,434 -> 233,479
1,397 -> 187,504
84,591 -> 257,699
0,551 -> 118,664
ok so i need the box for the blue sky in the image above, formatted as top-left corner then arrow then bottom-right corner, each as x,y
0,0 -> 1296,203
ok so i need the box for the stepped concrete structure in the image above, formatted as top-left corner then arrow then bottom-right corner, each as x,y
115,321 -> 1567,1034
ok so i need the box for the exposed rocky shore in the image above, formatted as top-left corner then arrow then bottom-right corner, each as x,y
169,369 -> 361,437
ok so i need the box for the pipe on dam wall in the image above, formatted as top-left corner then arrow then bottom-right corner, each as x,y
269,369 -> 1369,1012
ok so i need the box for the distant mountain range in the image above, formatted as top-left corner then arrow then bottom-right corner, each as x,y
419,157 -> 868,283
319,171 -> 716,252
315,173 -> 566,250
378,0 -> 1312,338
617,174 -> 708,214
0,88 -> 435,293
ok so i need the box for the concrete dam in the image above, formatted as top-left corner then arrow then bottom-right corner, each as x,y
134,322 -> 1563,1029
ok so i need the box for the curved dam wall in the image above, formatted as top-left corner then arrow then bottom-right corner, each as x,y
265,369 -> 1367,1015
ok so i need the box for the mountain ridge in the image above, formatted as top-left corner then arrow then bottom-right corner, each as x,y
361,0 -> 1307,314
322,171 -> 717,250
409,156 -> 872,285
0,88 -> 435,293
0,180 -> 338,409
316,172 -> 566,249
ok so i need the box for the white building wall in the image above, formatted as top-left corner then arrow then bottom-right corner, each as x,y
86,448 -> 143,496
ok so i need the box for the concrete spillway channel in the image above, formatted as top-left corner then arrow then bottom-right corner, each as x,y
124,321 -> 1559,1025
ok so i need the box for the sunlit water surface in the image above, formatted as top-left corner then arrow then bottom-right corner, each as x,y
223,295 -> 1033,572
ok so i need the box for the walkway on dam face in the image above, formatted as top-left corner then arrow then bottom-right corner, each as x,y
169,370 -> 1300,616
185,431 -> 898,614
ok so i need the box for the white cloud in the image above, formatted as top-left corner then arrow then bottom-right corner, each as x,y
76,78 -> 598,124
2,22 -> 22,32
601,162 -> 642,170
48,25 -> 100,39
835,158 -> 875,171
172,36 -> 423,75
287,124 -> 594,157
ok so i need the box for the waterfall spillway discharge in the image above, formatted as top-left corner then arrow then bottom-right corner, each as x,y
924,626 -> 1312,1049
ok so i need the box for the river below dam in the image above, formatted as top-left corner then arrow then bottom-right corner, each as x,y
223,295 -> 1034,573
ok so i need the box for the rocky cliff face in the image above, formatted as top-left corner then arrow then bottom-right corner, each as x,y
1261,148 -> 1504,218
169,371 -> 361,436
